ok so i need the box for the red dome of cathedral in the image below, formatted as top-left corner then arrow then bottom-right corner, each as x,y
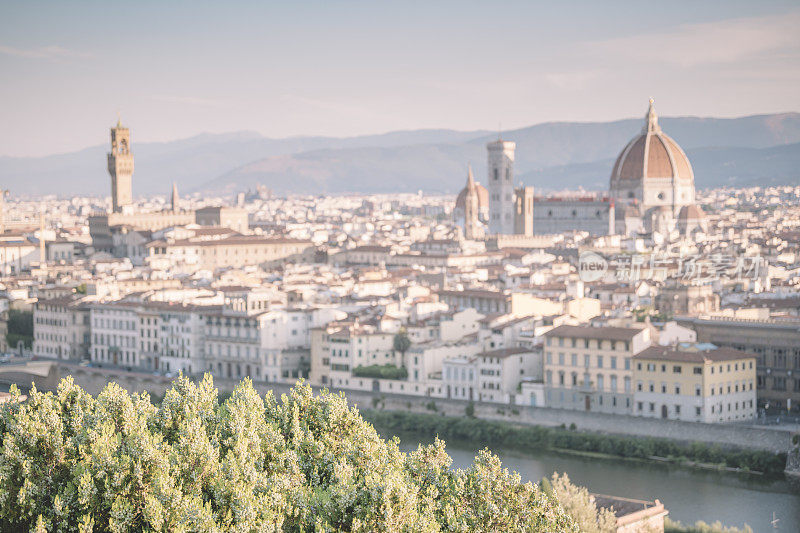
455,179 -> 489,211
610,99 -> 694,186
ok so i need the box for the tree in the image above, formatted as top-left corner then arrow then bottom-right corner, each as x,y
543,473 -> 617,533
6,309 -> 33,350
393,328 -> 412,368
0,377 -> 577,532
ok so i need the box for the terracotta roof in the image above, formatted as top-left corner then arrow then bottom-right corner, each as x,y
478,347 -> 532,359
678,204 -> 705,220
545,324 -> 642,341
454,182 -> 489,211
634,345 -> 753,363
610,101 -> 693,184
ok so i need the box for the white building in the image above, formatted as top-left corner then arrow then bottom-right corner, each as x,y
33,297 -> 90,361
90,302 -> 142,368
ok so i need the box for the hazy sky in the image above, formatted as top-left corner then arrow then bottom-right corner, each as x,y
1,0 -> 799,157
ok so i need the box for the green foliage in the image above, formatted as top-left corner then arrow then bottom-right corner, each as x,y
0,377 -> 577,532
547,473 -> 616,533
465,401 -> 475,418
75,284 -> 87,295
665,518 -> 753,533
392,329 -> 411,356
6,309 -> 33,349
364,411 -> 788,476
352,364 -> 408,380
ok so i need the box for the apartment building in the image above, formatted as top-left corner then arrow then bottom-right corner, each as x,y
437,289 -> 562,317
440,347 -> 541,403
90,302 -> 142,368
157,308 -> 206,375
310,321 -> 396,389
543,325 -> 651,414
146,235 -> 315,271
203,311 -> 266,381
32,297 -> 90,361
679,316 -> 800,411
477,347 -> 541,404
632,345 -> 756,423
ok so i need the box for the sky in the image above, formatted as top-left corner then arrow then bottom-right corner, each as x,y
1,0 -> 799,157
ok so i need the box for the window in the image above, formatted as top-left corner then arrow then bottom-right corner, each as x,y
695,385 -> 701,396
610,357 -> 617,369
673,365 -> 682,373
693,366 -> 702,375
695,407 -> 701,416
597,356 -> 604,368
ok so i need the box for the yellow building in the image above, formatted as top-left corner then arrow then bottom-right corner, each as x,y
543,325 -> 652,414
632,345 -> 756,423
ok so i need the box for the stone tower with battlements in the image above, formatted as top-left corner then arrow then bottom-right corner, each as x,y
108,117 -> 134,213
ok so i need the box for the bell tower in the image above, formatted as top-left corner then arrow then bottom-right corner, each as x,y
108,116 -> 134,213
487,137 -> 515,235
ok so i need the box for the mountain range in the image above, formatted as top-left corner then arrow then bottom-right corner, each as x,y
2,113 -> 799,197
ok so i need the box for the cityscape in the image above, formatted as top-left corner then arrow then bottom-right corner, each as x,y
1,1 -> 799,532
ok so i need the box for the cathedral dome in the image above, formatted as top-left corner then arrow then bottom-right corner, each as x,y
610,100 -> 694,186
455,180 -> 489,211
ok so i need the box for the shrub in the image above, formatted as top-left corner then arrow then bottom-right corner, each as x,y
465,401 -> 475,418
0,377 -> 576,532
352,364 -> 408,380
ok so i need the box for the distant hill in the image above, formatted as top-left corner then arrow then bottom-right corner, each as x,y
0,129 -> 489,197
2,113 -> 799,197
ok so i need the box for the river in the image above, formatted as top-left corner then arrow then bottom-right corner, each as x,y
395,436 -> 800,533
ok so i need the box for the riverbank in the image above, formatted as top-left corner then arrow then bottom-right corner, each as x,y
364,409 -> 789,477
